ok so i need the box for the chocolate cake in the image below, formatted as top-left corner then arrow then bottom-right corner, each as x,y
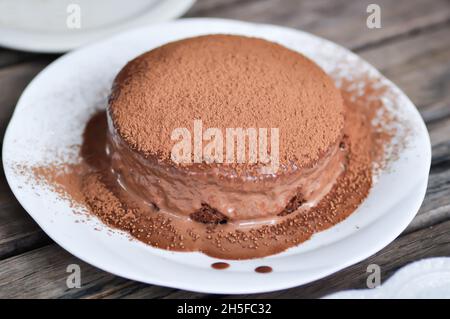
32,32 -> 387,259
106,34 -> 347,226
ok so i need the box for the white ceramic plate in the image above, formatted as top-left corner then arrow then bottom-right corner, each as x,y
0,0 -> 195,53
325,258 -> 450,299
2,18 -> 431,294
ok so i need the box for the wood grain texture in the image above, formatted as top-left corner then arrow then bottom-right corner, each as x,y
0,61 -> 53,134
164,219 -> 450,299
0,0 -> 449,298
0,245 -> 176,299
0,50 -> 34,68
1,217 -> 449,299
186,0 -> 450,50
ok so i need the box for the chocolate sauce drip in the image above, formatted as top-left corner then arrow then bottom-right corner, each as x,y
255,266 -> 272,273
278,191 -> 305,216
211,262 -> 230,270
190,203 -> 229,224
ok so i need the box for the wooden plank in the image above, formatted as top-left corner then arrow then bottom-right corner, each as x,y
186,0 -> 243,14
0,245 -> 175,299
360,26 -> 450,120
1,216 -> 449,299
358,26 -> 450,232
186,0 -> 450,50
162,218 -> 450,299
0,61 -> 56,259
0,202 -> 51,260
1,0 -> 450,68
406,145 -> 450,233
0,61 -> 51,135
0,171 -> 51,259
0,49 -> 35,68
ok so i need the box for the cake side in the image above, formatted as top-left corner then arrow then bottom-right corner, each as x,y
107,124 -> 347,222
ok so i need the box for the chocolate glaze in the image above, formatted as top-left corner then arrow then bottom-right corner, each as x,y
32,78 -> 377,260
107,119 -> 347,224
77,90 -> 371,260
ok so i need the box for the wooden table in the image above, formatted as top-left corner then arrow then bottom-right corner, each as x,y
0,0 -> 449,299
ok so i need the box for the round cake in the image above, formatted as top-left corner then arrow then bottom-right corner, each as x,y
106,34 -> 346,225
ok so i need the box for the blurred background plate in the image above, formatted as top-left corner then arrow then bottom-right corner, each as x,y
0,0 -> 195,53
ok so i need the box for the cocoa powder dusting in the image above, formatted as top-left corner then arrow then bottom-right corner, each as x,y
29,79 -> 387,260
255,266 -> 273,273
26,37 -> 402,260
109,35 -> 344,167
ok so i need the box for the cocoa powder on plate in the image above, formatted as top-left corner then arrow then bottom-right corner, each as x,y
25,37 -> 404,259
29,78 -> 393,259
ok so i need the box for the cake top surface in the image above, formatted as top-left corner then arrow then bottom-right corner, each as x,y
108,34 -> 344,168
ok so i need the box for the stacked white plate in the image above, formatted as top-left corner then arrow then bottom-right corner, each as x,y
0,0 -> 195,52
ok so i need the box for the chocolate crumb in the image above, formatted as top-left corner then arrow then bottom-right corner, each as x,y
190,203 -> 229,224
278,191 -> 305,216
